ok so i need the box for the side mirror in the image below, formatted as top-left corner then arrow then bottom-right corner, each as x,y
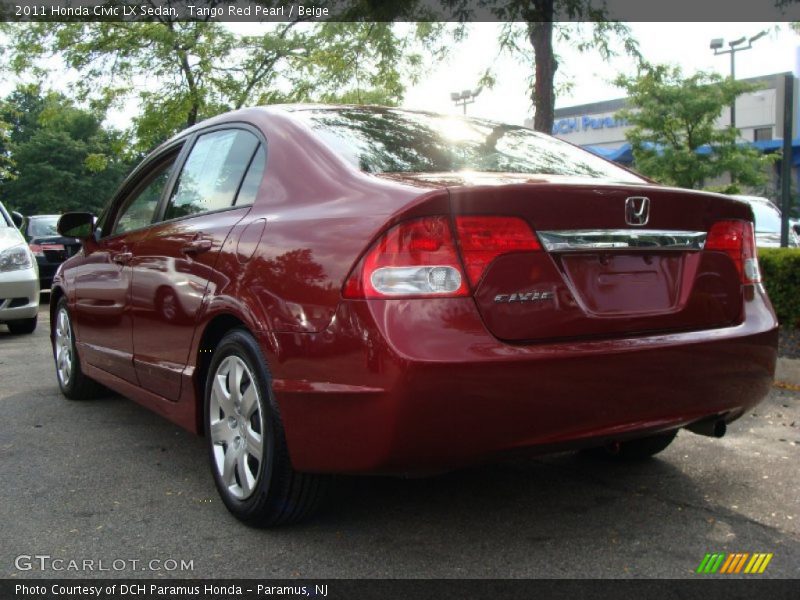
11,211 -> 24,229
57,212 -> 95,240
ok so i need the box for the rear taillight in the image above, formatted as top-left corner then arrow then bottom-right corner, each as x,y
28,243 -> 44,257
705,220 -> 761,283
343,215 -> 542,299
454,216 -> 541,287
342,216 -> 468,299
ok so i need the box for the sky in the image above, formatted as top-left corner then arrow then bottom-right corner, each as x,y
2,21 -> 797,130
402,22 -> 800,125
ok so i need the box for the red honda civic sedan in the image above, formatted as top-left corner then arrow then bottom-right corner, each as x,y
51,106 -> 778,526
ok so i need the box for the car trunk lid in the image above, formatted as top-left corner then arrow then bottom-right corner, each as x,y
448,181 -> 753,342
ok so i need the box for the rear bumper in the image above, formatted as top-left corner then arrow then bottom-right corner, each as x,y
269,285 -> 778,474
0,267 -> 40,322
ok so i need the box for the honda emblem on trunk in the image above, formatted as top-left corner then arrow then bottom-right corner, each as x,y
625,196 -> 650,226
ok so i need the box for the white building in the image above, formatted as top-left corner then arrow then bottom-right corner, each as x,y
527,72 -> 799,199
550,72 -> 796,145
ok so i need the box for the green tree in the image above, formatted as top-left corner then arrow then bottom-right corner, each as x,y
615,64 -> 775,192
435,1 -> 640,132
5,14 -> 443,151
503,10 -> 640,133
0,85 -> 131,215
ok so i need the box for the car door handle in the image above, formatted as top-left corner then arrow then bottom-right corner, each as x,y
181,239 -> 212,255
112,252 -> 132,265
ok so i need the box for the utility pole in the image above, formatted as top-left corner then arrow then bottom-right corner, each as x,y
781,73 -> 794,248
710,30 -> 768,128
450,88 -> 482,116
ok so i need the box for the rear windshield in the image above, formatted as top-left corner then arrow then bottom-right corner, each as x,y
293,107 -> 644,183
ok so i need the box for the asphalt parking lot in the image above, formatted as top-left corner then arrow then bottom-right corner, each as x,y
1,301 -> 798,579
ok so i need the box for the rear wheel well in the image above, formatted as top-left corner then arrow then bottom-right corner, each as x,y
194,313 -> 250,432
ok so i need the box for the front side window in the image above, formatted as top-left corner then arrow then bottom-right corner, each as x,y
165,129 -> 259,220
113,158 -> 176,235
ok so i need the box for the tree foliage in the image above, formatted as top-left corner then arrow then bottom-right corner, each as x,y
4,15 -> 444,152
615,64 -> 775,192
0,85 -> 131,215
503,17 -> 640,132
0,7 -> 451,216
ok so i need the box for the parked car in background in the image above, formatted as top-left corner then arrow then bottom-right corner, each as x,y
21,215 -> 81,290
51,106 -> 778,526
730,195 -> 799,248
0,201 -> 39,334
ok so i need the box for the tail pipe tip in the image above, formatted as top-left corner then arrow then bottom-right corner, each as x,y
686,418 -> 727,438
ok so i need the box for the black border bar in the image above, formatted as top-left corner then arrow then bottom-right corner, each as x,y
1,0 -> 800,22
3,579 -> 800,600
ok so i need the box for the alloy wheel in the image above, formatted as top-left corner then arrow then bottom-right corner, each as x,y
208,355 -> 265,500
55,308 -> 73,387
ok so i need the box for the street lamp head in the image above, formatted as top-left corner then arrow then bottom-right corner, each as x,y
749,30 -> 768,43
710,38 -> 724,50
729,36 -> 746,48
450,92 -> 461,101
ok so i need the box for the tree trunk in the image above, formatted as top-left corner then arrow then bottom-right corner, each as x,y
527,3 -> 557,134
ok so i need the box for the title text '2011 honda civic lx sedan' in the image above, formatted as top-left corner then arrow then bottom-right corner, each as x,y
50,106 -> 778,526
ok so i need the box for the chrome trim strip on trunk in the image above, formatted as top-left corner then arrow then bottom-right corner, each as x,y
538,230 -> 707,252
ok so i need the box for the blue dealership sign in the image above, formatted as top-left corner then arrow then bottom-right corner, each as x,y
553,115 -> 629,135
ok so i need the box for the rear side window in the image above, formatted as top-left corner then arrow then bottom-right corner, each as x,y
165,129 -> 259,220
234,145 -> 266,207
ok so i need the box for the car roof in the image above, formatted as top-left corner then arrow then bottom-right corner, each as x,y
269,103 -> 533,130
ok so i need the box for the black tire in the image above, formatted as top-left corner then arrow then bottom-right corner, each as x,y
584,429 -> 678,461
52,298 -> 105,400
7,316 -> 37,334
204,329 -> 328,527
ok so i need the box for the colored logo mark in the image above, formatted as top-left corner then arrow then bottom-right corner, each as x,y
696,552 -> 773,574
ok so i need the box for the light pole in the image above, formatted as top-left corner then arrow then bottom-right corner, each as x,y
450,88 -> 482,115
710,30 -> 768,127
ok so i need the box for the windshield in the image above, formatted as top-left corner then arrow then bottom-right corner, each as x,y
28,216 -> 60,237
293,107 -> 644,183
0,204 -> 11,227
750,202 -> 782,233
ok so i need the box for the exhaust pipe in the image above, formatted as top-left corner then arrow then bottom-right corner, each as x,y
687,418 -> 727,438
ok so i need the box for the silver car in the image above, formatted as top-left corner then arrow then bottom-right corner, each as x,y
731,195 -> 800,248
0,202 -> 39,334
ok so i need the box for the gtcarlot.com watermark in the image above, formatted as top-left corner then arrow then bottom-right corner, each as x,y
14,554 -> 194,572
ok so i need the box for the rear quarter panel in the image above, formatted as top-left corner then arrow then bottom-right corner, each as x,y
185,110 -> 446,418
